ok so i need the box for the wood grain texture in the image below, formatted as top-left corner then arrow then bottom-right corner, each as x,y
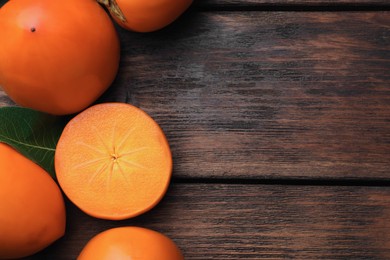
1,0 -> 389,8
1,11 -> 389,180
1,2 -> 390,259
101,12 -> 389,180
194,0 -> 390,9
24,183 -> 390,259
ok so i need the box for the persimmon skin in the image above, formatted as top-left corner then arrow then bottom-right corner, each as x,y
78,226 -> 184,260
0,143 -> 66,259
0,0 -> 120,115
112,0 -> 193,32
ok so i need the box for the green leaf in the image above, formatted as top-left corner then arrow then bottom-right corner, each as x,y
0,106 -> 69,178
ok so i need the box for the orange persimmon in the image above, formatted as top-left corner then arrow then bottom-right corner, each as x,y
0,0 -> 120,115
55,103 -> 172,220
104,0 -> 193,32
78,226 -> 184,260
0,143 -> 66,259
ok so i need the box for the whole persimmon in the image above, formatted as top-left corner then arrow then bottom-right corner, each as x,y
78,226 -> 184,260
103,0 -> 193,32
55,103 -> 172,220
0,142 -> 66,259
0,0 -> 120,115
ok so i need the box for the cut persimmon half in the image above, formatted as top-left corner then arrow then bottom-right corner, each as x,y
55,103 -> 172,220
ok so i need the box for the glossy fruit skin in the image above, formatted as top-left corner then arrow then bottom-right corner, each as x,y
78,226 -> 184,260
112,0 -> 193,32
0,143 -> 66,259
0,0 -> 120,115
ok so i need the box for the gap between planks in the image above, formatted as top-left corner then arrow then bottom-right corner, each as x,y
172,177 -> 390,187
192,2 -> 390,12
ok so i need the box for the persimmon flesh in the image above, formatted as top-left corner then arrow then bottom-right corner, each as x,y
55,103 -> 172,220
0,0 -> 120,115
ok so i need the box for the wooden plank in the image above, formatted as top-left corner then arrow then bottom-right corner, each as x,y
24,183 -> 390,259
2,0 -> 388,9
1,12 -> 389,180
105,12 -> 389,180
194,0 -> 390,9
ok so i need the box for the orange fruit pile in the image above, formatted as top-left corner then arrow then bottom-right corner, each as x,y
0,0 -> 192,257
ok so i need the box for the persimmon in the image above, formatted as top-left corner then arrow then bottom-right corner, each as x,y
55,103 -> 172,220
78,226 -> 184,260
0,0 -> 120,115
101,0 -> 193,32
0,142 -> 66,259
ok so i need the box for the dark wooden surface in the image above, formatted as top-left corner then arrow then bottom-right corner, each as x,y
196,0 -> 390,6
25,184 -> 390,259
1,0 -> 390,259
109,11 -> 390,181
195,0 -> 390,10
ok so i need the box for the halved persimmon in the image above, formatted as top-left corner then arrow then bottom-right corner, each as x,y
55,103 -> 172,220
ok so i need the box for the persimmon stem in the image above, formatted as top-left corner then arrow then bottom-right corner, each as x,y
96,0 -> 127,23
97,0 -> 109,5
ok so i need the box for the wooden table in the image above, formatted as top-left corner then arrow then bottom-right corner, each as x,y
1,0 -> 390,259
